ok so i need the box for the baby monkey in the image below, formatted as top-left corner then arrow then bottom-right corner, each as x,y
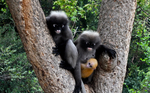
81,58 -> 98,83
46,11 -> 85,93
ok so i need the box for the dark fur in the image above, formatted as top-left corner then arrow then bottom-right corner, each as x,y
73,31 -> 101,92
46,11 -> 85,93
82,45 -> 117,83
46,11 -> 116,93
61,31 -> 100,93
75,31 -> 101,63
46,12 -> 73,45
75,31 -> 116,84
95,45 -> 116,60
46,11 -> 73,63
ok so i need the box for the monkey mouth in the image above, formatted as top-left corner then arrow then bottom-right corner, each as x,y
55,30 -> 61,34
87,47 -> 93,51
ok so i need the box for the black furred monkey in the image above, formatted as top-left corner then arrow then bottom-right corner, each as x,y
73,31 -> 116,85
46,11 -> 77,69
60,30 -> 100,92
73,30 -> 101,92
46,11 -> 86,93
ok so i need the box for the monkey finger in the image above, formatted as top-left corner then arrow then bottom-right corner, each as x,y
52,51 -> 59,56
52,48 -> 60,56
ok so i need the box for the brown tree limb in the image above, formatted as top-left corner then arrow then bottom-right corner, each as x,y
92,0 -> 137,93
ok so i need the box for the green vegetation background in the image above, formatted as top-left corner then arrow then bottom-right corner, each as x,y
0,0 -> 149,93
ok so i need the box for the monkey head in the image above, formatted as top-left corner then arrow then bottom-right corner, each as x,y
81,58 -> 98,78
78,31 -> 101,52
46,11 -> 69,35
86,58 -> 98,70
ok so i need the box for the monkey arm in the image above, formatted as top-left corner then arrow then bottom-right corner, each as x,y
96,45 -> 116,59
59,39 -> 78,70
65,39 -> 78,69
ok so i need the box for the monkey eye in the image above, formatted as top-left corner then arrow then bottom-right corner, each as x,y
86,42 -> 88,44
62,25 -> 64,28
88,62 -> 92,68
53,24 -> 56,27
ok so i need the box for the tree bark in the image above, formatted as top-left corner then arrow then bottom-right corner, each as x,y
6,0 -> 137,93
92,0 -> 137,93
6,0 -> 75,93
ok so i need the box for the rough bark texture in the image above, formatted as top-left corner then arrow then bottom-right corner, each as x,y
92,0 -> 137,93
6,0 -> 75,93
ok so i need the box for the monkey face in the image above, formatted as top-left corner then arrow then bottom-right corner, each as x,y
87,62 -> 93,68
49,17 -> 68,35
86,58 -> 98,70
46,13 -> 68,35
85,42 -> 96,51
52,24 -> 65,34
80,36 -> 100,52
77,31 -> 101,52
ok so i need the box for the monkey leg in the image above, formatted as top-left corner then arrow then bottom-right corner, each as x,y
59,60 -> 73,71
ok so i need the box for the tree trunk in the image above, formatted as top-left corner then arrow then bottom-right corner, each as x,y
6,0 -> 137,93
92,0 -> 137,93
6,0 -> 75,93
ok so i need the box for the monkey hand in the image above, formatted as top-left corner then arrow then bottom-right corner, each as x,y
59,61 -> 73,71
105,48 -> 116,59
98,45 -> 116,59
52,47 -> 59,56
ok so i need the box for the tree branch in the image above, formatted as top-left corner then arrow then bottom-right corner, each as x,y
6,0 -> 78,92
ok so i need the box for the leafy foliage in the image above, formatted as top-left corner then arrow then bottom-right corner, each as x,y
51,0 -> 101,32
123,0 -> 150,93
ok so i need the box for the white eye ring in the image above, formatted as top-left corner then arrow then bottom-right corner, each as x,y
53,24 -> 56,27
62,25 -> 64,27
86,42 -> 88,44
93,43 -> 95,46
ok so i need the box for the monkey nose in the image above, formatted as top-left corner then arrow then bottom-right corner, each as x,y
56,30 -> 61,34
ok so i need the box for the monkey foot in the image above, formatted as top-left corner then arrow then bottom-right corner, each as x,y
59,61 -> 73,71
